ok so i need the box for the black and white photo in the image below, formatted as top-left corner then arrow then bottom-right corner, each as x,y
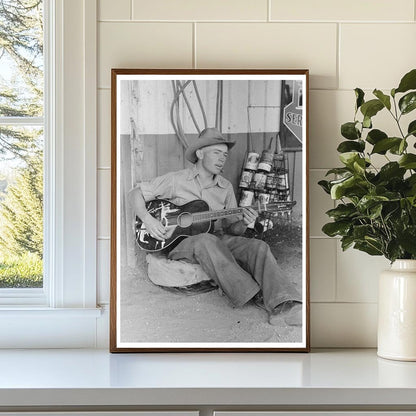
110,69 -> 309,352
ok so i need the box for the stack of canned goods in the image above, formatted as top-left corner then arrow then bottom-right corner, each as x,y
238,140 -> 291,208
238,152 -> 259,189
253,149 -> 273,191
239,151 -> 259,207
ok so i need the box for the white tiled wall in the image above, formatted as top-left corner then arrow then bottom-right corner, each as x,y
96,0 -> 416,347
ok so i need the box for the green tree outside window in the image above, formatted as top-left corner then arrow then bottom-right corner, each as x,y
0,0 -> 44,288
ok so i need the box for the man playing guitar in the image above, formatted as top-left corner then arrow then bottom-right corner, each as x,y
128,127 -> 301,325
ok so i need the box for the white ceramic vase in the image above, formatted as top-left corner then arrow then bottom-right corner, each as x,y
378,259 -> 416,361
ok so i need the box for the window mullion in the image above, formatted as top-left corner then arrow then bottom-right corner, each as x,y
0,117 -> 45,126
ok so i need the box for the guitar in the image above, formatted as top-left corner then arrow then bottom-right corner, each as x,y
135,198 -> 296,252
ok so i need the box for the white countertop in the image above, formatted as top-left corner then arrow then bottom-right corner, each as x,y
0,349 -> 416,408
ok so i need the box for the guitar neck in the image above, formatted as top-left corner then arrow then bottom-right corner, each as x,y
192,207 -> 244,223
191,201 -> 294,224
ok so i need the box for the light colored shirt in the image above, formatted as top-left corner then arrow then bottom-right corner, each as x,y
139,165 -> 241,231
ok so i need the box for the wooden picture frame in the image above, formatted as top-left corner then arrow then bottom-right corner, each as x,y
110,69 -> 310,352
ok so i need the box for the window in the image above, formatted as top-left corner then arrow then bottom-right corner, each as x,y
0,0 -> 44,292
0,0 -> 101,348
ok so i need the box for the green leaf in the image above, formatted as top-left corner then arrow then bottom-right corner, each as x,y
405,175 -> 416,197
339,151 -> 360,167
318,180 -> 331,194
371,137 -> 402,154
325,167 -> 352,176
378,162 -> 406,181
398,227 -> 416,255
326,203 -> 357,220
354,241 -> 383,256
330,176 -> 354,199
360,99 -> 384,119
353,224 -> 374,240
355,88 -> 365,110
363,115 -> 372,129
373,89 -> 391,110
395,69 -> 416,94
399,139 -> 407,155
384,203 -> 400,222
407,120 -> 416,138
357,195 -> 389,212
369,203 -> 383,220
366,129 -> 387,145
399,154 -> 416,169
406,174 -> 416,187
353,158 -> 366,174
322,221 -> 351,237
337,140 -> 365,153
341,122 -> 360,140
386,240 -> 402,263
390,139 -> 408,155
341,235 -> 355,251
399,92 -> 416,115
330,175 -> 366,200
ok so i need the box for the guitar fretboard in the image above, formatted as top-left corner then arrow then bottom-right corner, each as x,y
190,201 -> 293,224
192,208 -> 244,223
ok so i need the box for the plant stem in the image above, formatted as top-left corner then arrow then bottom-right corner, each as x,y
391,97 -> 406,139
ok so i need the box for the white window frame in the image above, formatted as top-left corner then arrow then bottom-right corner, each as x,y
0,0 -> 101,348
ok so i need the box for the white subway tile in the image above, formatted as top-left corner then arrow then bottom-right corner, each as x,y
98,22 -> 193,89
340,24 -> 416,90
271,0 -> 414,22
311,303 -> 377,347
310,239 -> 336,302
98,90 -> 111,168
98,0 -> 131,21
98,169 -> 111,238
196,23 -> 337,89
309,90 -> 354,169
336,244 -> 389,302
309,170 -> 334,237
97,239 -> 110,304
133,0 -> 268,21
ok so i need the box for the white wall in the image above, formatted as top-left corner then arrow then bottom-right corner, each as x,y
96,0 -> 416,347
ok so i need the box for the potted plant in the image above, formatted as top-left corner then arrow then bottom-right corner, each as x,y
319,68 -> 416,361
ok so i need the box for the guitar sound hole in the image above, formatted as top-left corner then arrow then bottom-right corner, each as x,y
177,212 -> 193,228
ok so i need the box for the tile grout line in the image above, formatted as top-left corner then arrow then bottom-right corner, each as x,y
309,236 -> 339,239
311,301 -> 378,305
130,0 -> 133,20
268,0 -> 271,22
97,19 -> 415,24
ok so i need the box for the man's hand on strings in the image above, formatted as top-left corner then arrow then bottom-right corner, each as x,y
143,213 -> 167,240
242,207 -> 258,226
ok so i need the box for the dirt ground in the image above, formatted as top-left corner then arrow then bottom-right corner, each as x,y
120,221 -> 303,344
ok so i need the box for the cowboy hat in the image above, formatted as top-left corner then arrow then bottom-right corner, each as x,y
185,127 -> 235,163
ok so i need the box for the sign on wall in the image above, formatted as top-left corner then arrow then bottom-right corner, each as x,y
283,80 -> 303,143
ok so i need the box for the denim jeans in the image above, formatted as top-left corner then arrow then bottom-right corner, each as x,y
168,233 -> 301,312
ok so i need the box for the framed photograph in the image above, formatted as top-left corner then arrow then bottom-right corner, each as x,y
110,69 -> 310,352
